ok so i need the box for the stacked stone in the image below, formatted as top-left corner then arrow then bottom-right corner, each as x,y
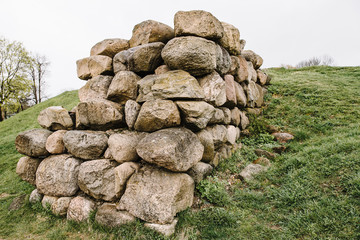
14,10 -> 270,235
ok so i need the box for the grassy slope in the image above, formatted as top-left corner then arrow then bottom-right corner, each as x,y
0,67 -> 359,239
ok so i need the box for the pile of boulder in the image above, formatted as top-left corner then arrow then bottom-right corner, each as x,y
14,10 -> 270,236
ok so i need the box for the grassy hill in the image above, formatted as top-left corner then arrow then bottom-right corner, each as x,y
0,67 -> 359,239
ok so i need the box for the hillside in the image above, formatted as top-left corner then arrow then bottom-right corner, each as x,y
0,67 -> 359,239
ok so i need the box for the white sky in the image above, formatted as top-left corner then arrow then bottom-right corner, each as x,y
1,0 -> 359,97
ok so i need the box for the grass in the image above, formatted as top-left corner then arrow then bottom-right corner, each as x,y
0,66 -> 360,239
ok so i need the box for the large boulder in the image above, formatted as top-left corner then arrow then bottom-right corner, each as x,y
76,55 -> 113,80
108,131 -> 145,163
113,42 -> 164,74
137,70 -> 204,102
114,162 -> 140,196
134,99 -> 181,132
257,69 -> 268,85
219,22 -> 241,55
90,38 -> 129,58
16,156 -> 41,185
118,165 -> 194,224
15,129 -> 52,157
136,128 -> 204,172
241,50 -> 263,69
78,159 -> 118,201
124,100 -> 141,129
176,101 -> 215,130
215,44 -> 231,75
129,20 -> 174,48
161,36 -> 217,76
45,130 -> 67,154
174,10 -> 224,40
206,125 -> 228,148
198,71 -> 226,107
36,154 -> 82,197
196,129 -> 215,163
75,100 -> 124,130
106,71 -> 141,104
63,130 -> 108,160
67,196 -> 96,222
38,106 -> 73,131
95,203 -> 136,227
78,75 -> 113,102
208,108 -> 225,125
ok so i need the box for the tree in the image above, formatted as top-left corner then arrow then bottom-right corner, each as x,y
296,55 -> 335,68
28,54 -> 49,104
0,38 -> 32,121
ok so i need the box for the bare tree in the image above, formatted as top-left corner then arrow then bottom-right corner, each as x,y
28,54 -> 49,104
296,55 -> 335,68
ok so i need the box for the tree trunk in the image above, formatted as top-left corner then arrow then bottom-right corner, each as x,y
0,105 -> 4,122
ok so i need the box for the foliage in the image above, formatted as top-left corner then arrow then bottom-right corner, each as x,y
296,55 -> 335,68
196,177 -> 231,206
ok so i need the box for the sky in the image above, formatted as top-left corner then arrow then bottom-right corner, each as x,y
1,0 -> 359,98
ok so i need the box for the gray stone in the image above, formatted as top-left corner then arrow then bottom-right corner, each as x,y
51,197 -> 72,216
155,65 -> 170,75
129,20 -> 174,48
113,42 -> 164,74
29,189 -> 43,203
253,157 -> 271,167
75,100 -> 124,130
67,196 -> 96,222
219,22 -> 241,55
240,111 -> 250,130
220,107 -> 232,125
226,125 -> 237,145
137,70 -> 204,102
76,55 -> 113,80
244,81 -> 262,108
161,36 -> 217,76
45,130 -> 67,154
206,125 -> 228,148
187,162 -> 213,184
118,165 -> 194,224
145,218 -> 178,237
134,99 -> 181,132
90,38 -> 129,58
176,101 -> 215,130
198,71 -> 226,107
224,75 -> 237,108
239,163 -> 267,181
235,55 -> 249,83
136,128 -> 204,172
106,71 -> 141,104
96,203 -> 136,227
248,61 -> 258,82
108,131 -> 145,163
241,50 -> 263,69
36,154 -> 82,197
38,106 -> 73,131
234,81 -> 247,107
174,10 -> 224,40
42,195 -> 58,209
124,100 -> 141,129
257,69 -> 268,85
78,159 -> 117,201
63,131 -> 108,160
272,132 -> 294,143
196,129 -> 215,163
231,107 -> 241,127
16,156 -> 41,185
229,56 -> 240,75
114,162 -> 140,196
215,44 -> 231,75
15,129 -> 52,157
208,108 -> 225,125
78,75 -> 113,102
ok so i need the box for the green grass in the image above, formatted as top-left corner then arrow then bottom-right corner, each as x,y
1,66 -> 360,239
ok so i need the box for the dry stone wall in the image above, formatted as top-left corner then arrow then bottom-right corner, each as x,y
15,10 -> 270,234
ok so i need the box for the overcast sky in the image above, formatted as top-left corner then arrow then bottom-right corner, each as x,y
1,0 -> 359,97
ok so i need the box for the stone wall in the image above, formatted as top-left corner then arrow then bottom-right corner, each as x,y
14,10 -> 270,235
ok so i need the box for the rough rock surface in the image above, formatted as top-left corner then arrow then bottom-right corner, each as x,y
257,69 -> 268,85
187,162 -> 213,183
239,163 -> 267,181
226,125 -> 237,145
198,71 -> 226,107
51,197 -> 72,216
15,129 -> 52,157
137,70 -> 204,102
224,75 -> 237,108
145,219 -> 178,237
254,149 -> 276,160
42,196 -> 58,209
76,55 -> 113,80
208,108 -> 225,125
136,128 -> 204,172
219,22 -> 241,55
272,132 -> 294,143
231,107 -> 241,127
78,159 -> 117,201
124,100 -> 141,129
108,131 -> 145,163
114,162 -> 140,196
242,50 -> 263,69
75,100 -> 124,130
244,81 -> 262,108
206,125 -> 228,148
240,111 -> 250,130
215,45 -> 231,75
67,196 -> 96,222
78,75 -> 113,102
234,81 -> 247,107
29,189 -> 43,203
113,42 -> 164,74
134,99 -> 181,132
106,71 -> 141,104
129,20 -> 174,47
16,156 -> 41,185
36,154 -> 82,196
221,107 -> 232,125
45,130 -> 67,154
38,106 -> 73,130
235,56 -> 249,83
155,65 -> 170,75
118,165 -> 194,224
63,131 -> 108,160
196,129 -> 215,163
174,10 -> 224,40
176,101 -> 215,130
161,36 -> 217,76
96,203 -> 136,227
90,38 -> 129,58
